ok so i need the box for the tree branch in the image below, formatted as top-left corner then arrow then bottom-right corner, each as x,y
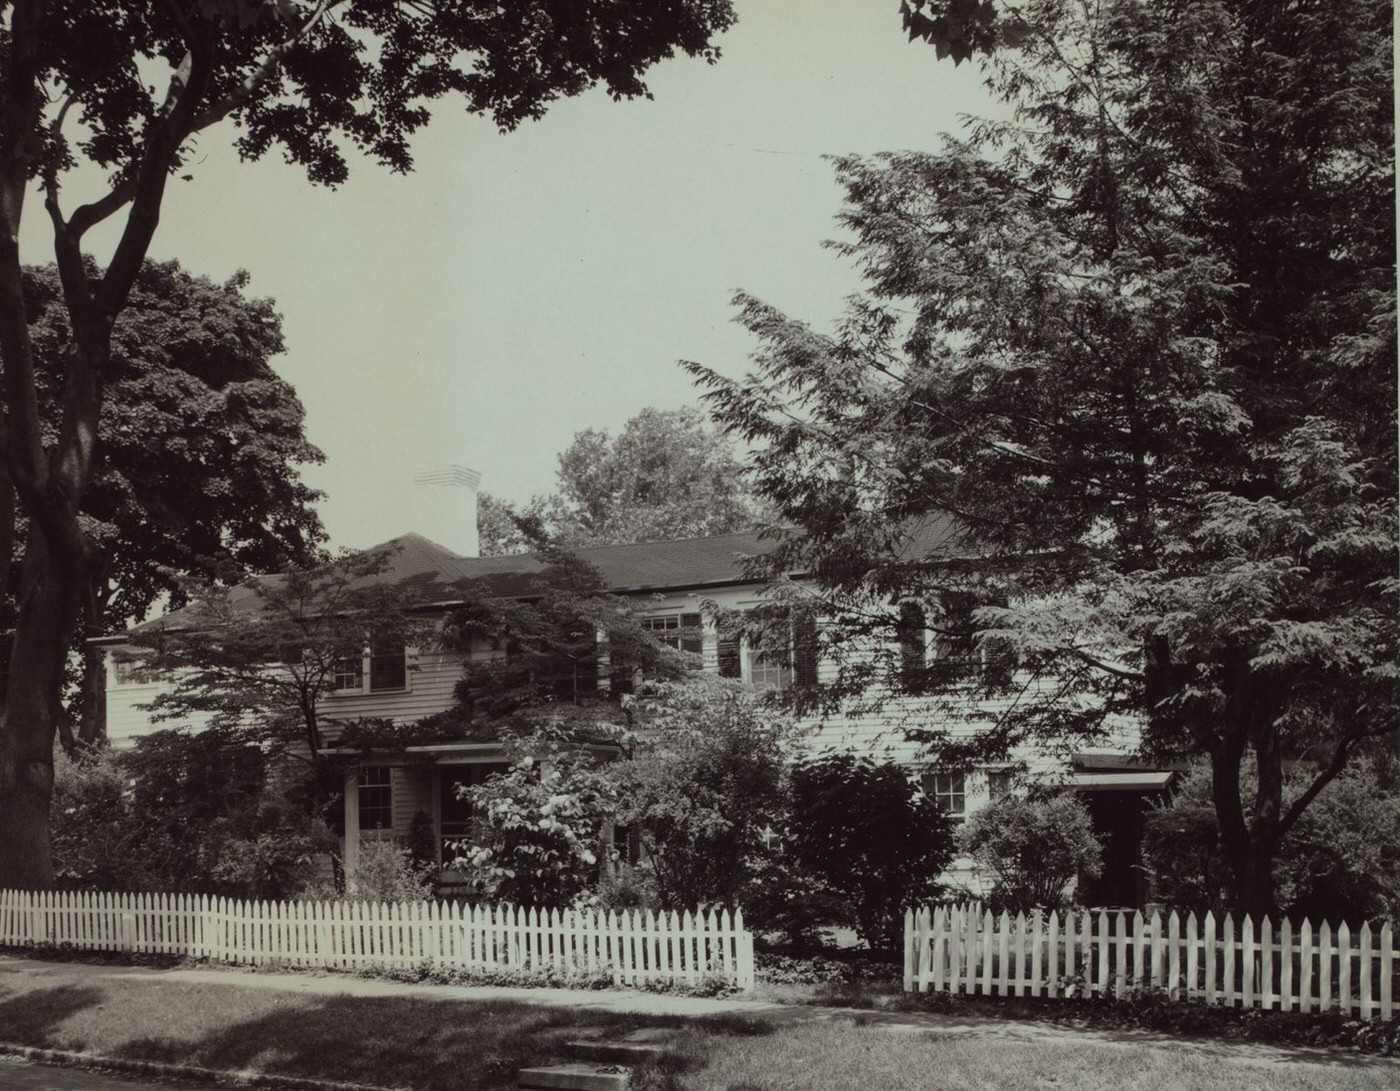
184,0 -> 337,136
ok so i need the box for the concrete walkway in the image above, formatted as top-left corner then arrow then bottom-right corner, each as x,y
3,955 -> 1398,1075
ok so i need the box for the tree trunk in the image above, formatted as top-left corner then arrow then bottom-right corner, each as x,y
1210,652 -> 1284,917
73,573 -> 112,752
0,523 -> 88,888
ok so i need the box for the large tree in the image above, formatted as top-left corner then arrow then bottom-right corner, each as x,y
12,259 -> 325,752
480,406 -> 767,553
0,0 -> 736,888
692,0 -> 1395,914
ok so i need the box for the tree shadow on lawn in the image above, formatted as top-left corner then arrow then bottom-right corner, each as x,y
0,985 -> 106,1048
110,994 -> 725,1091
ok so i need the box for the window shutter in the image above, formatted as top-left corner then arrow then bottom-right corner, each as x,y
680,613 -> 704,656
793,610 -> 819,688
717,637 -> 742,678
897,601 -> 928,694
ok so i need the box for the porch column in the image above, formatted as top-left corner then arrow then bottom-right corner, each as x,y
344,770 -> 360,887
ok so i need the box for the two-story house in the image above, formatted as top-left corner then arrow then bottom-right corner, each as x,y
97,469 -> 1176,905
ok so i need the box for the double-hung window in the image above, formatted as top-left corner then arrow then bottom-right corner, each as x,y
357,766 -> 393,831
722,607 -> 818,691
642,613 -> 704,656
898,592 -> 1013,693
332,636 -> 408,694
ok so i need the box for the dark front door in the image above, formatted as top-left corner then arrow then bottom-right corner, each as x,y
1080,790 -> 1156,908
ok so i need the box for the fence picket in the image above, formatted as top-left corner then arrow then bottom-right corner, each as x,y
997,911 -> 1011,996
1337,922 -> 1352,1016
1380,923 -> 1393,1021
1299,918 -> 1313,1013
1359,922 -> 1373,1020
1318,921 -> 1333,1013
1241,915 -> 1255,1009
1259,915 -> 1273,1011
981,910 -> 996,996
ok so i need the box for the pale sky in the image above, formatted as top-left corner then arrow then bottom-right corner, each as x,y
21,1 -> 995,553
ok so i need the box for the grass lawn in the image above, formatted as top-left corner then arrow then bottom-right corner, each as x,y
0,962 -> 658,1090
1,959 -> 1395,1091
641,1024 -> 1400,1091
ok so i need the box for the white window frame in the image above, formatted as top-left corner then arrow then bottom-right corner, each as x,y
357,766 -> 394,831
925,770 -> 967,820
330,641 -> 412,696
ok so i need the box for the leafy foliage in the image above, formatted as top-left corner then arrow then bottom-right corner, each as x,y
691,0 -> 1396,914
11,259 -> 325,754
0,0 -> 735,888
960,793 -> 1103,913
1144,760 -> 1400,925
899,0 -> 1032,63
611,677 -> 799,910
21,260 -> 324,629
479,407 -> 767,553
449,720 -> 618,907
345,839 -> 435,904
443,542 -> 699,717
49,748 -> 137,891
50,730 -> 334,898
137,546 -> 435,759
786,754 -> 955,950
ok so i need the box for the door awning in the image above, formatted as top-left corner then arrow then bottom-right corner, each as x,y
1069,770 -> 1175,793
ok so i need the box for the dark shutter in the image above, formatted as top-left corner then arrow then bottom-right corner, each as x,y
897,601 -> 928,694
680,613 -> 704,656
717,637 -> 742,678
793,610 -> 819,689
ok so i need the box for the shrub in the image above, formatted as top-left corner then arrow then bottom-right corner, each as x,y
451,720 -> 616,907
611,678 -> 797,910
960,793 -> 1103,914
740,852 -> 846,951
51,748 -> 139,890
405,809 -> 438,873
50,732 -> 335,899
588,862 -> 661,911
347,839 -> 436,903
786,754 -> 955,951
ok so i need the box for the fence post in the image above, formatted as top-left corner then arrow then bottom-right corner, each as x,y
1380,922 -> 1393,1021
734,907 -> 754,991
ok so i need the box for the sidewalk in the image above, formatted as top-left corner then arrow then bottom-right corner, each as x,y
3,955 -> 1397,1075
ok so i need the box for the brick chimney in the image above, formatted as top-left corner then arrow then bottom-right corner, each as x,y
411,465 -> 482,557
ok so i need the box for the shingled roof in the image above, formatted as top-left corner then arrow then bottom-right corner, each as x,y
107,516 -> 969,641
386,515 -> 968,600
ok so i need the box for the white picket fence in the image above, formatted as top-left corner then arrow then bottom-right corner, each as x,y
0,889 -> 754,991
906,904 -> 1396,1019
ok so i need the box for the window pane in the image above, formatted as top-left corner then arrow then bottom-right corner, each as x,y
369,641 -> 406,691
924,771 -> 966,817
897,602 -> 927,693
333,657 -> 364,692
358,766 -> 393,830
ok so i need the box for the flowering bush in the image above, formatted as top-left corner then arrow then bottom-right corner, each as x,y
448,720 -> 618,907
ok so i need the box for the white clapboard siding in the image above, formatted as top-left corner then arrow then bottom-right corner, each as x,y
905,903 -> 1395,1020
0,889 -> 754,992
